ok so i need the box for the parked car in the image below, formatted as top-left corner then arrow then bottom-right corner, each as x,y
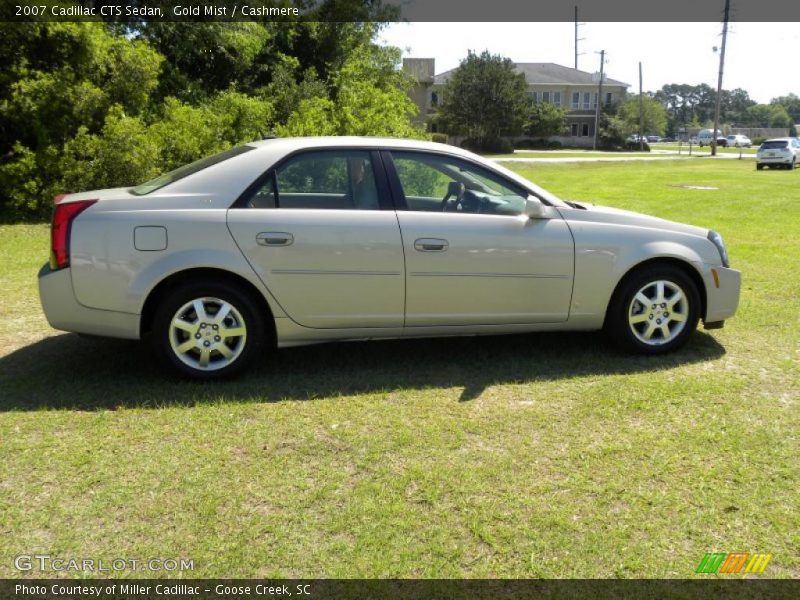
38,137 -> 741,378
756,137 -> 800,169
697,129 -> 727,147
626,134 -> 647,143
726,134 -> 752,148
646,135 -> 661,143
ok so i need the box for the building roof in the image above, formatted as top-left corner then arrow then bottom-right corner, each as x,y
433,62 -> 629,88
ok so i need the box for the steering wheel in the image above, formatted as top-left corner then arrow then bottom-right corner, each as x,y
440,181 -> 466,212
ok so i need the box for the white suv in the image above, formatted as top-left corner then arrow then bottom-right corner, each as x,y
756,138 -> 800,170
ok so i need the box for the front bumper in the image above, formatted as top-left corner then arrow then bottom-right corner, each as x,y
702,264 -> 741,324
38,264 -> 140,339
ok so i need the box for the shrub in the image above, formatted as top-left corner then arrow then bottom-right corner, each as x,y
624,141 -> 650,152
461,137 -> 513,154
431,133 -> 448,144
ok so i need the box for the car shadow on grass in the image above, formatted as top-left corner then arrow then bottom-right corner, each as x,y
0,330 -> 726,411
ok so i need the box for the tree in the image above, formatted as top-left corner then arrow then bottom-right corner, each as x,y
524,101 -> 566,138
617,96 -> 667,136
437,50 -> 528,147
744,104 -> 792,128
770,94 -> 800,123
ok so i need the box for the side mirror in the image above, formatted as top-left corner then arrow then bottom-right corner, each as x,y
524,195 -> 549,219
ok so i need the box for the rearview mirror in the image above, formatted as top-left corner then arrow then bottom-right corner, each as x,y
524,196 -> 548,219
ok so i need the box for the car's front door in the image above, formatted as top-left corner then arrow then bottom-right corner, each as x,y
227,149 -> 404,329
385,150 -> 574,327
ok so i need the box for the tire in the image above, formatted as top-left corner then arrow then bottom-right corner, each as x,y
605,264 -> 700,354
792,158 -> 796,170
151,281 -> 265,379
756,163 -> 764,170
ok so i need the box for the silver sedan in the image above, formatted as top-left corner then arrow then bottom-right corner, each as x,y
38,137 -> 741,378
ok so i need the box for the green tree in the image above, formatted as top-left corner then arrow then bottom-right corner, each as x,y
617,96 -> 668,136
524,101 -> 566,138
770,94 -> 800,123
437,50 -> 528,147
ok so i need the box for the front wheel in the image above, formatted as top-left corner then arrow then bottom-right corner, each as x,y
151,282 -> 265,379
605,265 -> 700,354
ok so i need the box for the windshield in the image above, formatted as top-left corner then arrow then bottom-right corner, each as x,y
131,145 -> 255,195
761,141 -> 788,150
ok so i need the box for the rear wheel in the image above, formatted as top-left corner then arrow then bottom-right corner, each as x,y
756,163 -> 764,170
151,281 -> 265,379
605,265 -> 700,354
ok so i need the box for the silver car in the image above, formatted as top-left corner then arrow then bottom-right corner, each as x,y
38,137 -> 741,378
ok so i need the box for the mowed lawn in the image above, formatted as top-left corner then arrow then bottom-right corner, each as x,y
0,159 -> 798,578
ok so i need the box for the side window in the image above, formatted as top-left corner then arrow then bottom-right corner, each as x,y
243,150 -> 380,210
390,151 -> 528,216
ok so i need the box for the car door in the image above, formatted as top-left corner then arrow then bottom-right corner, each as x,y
227,149 -> 405,329
384,150 -> 575,327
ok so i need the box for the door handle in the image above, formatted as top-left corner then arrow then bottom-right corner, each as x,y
256,232 -> 294,246
414,238 -> 449,252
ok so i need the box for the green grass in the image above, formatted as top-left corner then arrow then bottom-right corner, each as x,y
650,143 -> 758,155
1,159 -> 798,578
488,151 -> 658,159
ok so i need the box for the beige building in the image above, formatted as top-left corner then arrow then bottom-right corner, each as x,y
404,58 -> 630,147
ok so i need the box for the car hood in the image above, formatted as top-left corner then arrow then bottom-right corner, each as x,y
557,202 -> 709,238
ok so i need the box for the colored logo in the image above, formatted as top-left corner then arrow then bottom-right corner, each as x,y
696,553 -> 772,574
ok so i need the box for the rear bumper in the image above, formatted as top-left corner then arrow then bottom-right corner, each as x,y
38,264 -> 140,339
703,265 -> 741,324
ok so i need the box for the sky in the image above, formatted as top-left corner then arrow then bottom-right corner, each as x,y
379,22 -> 798,104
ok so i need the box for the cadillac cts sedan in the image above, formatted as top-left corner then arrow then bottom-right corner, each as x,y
38,137 -> 741,378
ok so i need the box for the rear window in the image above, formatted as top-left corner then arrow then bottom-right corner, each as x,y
761,141 -> 788,150
131,145 -> 255,195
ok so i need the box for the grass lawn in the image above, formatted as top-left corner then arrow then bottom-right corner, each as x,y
1,159 -> 798,578
650,143 -> 758,155
488,151 -> 657,159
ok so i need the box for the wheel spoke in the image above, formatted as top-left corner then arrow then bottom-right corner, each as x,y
198,348 -> 211,368
176,340 -> 195,354
172,318 -> 196,333
670,310 -> 688,322
660,323 -> 671,338
634,292 -> 651,307
222,326 -> 245,338
216,344 -> 234,359
667,289 -> 684,310
655,281 -> 665,303
643,322 -> 657,340
630,313 -> 649,324
192,300 -> 208,322
214,302 -> 233,324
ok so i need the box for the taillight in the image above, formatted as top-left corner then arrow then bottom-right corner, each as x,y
50,198 -> 97,270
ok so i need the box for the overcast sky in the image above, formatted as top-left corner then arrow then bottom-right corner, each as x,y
379,22 -> 798,104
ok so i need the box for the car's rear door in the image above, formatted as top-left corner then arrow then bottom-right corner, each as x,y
384,150 -> 575,327
227,149 -> 404,329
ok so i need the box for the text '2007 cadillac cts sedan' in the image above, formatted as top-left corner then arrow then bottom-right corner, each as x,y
39,137 -> 741,378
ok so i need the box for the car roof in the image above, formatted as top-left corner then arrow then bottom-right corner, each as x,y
247,136 -> 472,156
762,137 -> 793,142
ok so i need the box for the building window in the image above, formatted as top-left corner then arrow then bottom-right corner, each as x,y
593,92 -> 598,108
583,92 -> 591,110
541,91 -> 550,104
430,92 -> 438,107
582,123 -> 590,137
572,92 -> 580,109
606,92 -> 612,106
571,123 -> 578,136
553,92 -> 561,106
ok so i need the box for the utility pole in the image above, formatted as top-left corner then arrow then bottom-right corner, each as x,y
593,50 -> 605,150
574,6 -> 585,70
639,62 -> 644,151
711,0 -> 731,157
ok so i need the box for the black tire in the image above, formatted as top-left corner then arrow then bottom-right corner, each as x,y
756,163 -> 764,170
605,264 -> 701,354
151,281 -> 266,379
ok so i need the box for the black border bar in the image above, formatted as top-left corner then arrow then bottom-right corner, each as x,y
4,0 -> 800,22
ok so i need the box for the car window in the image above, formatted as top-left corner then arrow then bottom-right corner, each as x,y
243,150 -> 380,210
761,141 -> 788,150
390,151 -> 528,216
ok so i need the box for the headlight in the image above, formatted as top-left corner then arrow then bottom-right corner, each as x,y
707,230 -> 729,267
